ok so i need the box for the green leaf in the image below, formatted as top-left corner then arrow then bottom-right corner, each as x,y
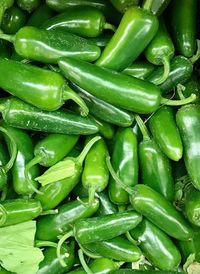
35,159 -> 75,186
0,221 -> 44,274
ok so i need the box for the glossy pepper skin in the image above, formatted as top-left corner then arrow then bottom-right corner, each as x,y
0,141 -> 10,191
184,185 -> 200,227
92,116 -> 115,140
109,128 -> 138,204
0,0 -> 14,24
0,199 -> 42,227
149,106 -> 183,161
95,6 -> 159,71
1,6 -> 28,34
0,98 -> 98,135
58,57 -> 161,114
0,58 -> 88,113
122,61 -> 155,80
170,0 -> 197,58
130,219 -> 181,270
42,7 -> 115,37
178,76 -> 200,103
96,190 -> 118,216
74,211 -> 142,244
37,242 -> 75,274
130,184 -> 193,241
83,236 -> 141,262
176,105 -> 200,190
1,26 -> 101,64
88,32 -> 112,48
1,122 -> 40,195
110,0 -> 139,13
16,0 -> 40,13
36,198 -> 99,241
143,0 -> 171,16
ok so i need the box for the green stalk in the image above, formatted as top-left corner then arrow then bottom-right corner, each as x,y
78,249 -> 94,274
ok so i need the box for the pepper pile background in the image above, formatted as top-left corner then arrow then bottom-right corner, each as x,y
0,0 -> 200,273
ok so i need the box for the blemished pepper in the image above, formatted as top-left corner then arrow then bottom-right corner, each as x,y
130,184 -> 193,241
143,0 -> 171,16
35,136 -> 101,210
42,7 -> 115,37
37,242 -> 75,274
149,106 -> 183,161
135,115 -> 174,201
144,17 -> 175,85
0,58 -> 88,114
110,0 -> 139,13
36,198 -> 99,242
169,0 -> 197,58
1,122 -> 40,195
130,219 -> 181,270
109,128 -> 138,204
1,6 -> 28,34
0,98 -> 98,135
82,137 -> 109,204
176,104 -> 200,190
0,0 -> 14,24
0,199 -> 42,227
95,5 -> 159,71
122,61 -> 155,80
184,184 -> 200,227
83,236 -> 142,262
58,57 -> 196,115
0,26 -> 101,64
16,0 -> 40,13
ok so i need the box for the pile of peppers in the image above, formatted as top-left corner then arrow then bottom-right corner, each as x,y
0,0 -> 200,273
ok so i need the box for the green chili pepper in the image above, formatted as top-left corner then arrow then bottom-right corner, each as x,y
122,61 -> 155,80
110,0 -> 139,13
0,0 -> 14,24
16,0 -> 40,13
59,57 -> 196,115
83,235 -> 142,262
112,270 -> 184,274
26,2 -> 55,28
135,115 -> 174,201
144,17 -> 174,85
143,0 -> 171,16
95,5 -> 159,71
149,106 -> 183,161
0,27 -> 101,64
88,32 -> 112,48
35,136 -> 101,209
42,7 -> 115,37
0,266 -> 12,274
130,184 -> 193,241
82,137 -> 109,204
0,59 -> 88,115
1,6 -> 28,34
36,198 -> 99,242
176,76 -> 200,103
0,199 -> 42,227
176,104 -> 200,190
37,242 -> 75,274
169,0 -> 197,58
130,219 -> 181,270
109,128 -> 138,204
0,98 -> 98,135
96,190 -> 118,216
92,117 -> 115,140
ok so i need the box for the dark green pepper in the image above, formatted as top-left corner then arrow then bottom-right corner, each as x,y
0,0 -> 14,24
122,61 -> 155,80
0,98 -> 98,135
184,184 -> 200,227
176,76 -> 200,103
42,7 -> 115,37
88,32 -> 112,48
143,0 -> 171,16
96,190 -> 118,216
16,0 -> 40,13
0,27 -> 101,63
110,0 -> 139,13
109,128 -> 138,204
92,117 -> 115,140
0,199 -> 42,227
0,40 -> 11,59
0,142 -> 10,191
112,270 -> 184,274
130,219 -> 181,270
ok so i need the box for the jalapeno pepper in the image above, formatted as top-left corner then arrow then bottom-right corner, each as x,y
16,0 -> 40,12
109,128 -> 138,204
0,199 -> 42,227
92,117 -> 115,140
135,115 -> 174,201
36,198 -> 99,241
96,190 -> 118,216
176,76 -> 200,103
42,7 -> 115,37
59,57 -> 196,115
130,219 -> 181,270
0,98 -> 98,135
88,31 -> 112,47
143,0 -> 171,16
144,17 -> 174,85
169,0 -> 197,58
122,61 -> 155,80
95,5 -> 159,71
149,106 -> 183,161
110,0 -> 139,13
0,0 -> 14,24
176,104 -> 200,190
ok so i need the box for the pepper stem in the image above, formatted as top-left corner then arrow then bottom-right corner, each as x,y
56,230 -> 74,267
104,22 -> 116,32
63,85 -> 89,117
190,39 -> 200,64
78,249 -> 94,274
79,244 -> 102,259
135,115 -> 150,141
106,156 -> 133,195
40,209 -> 59,216
0,204 -> 7,226
126,231 -> 137,245
76,136 -> 101,166
88,186 -> 97,206
25,155 -> 41,183
35,240 -> 58,249
161,93 -> 196,106
0,33 -> 15,43
176,84 -> 186,100
142,0 -> 153,11
152,56 -> 170,85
